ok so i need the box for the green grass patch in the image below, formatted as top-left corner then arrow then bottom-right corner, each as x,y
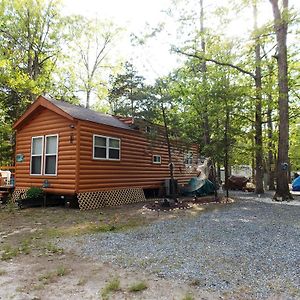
101,277 -> 121,300
38,271 -> 56,285
56,266 -> 69,277
43,242 -> 64,255
19,239 -> 32,255
1,244 -> 19,261
77,277 -> 88,286
38,266 -> 70,285
42,218 -> 143,238
0,269 -> 7,276
128,281 -> 148,292
182,293 -> 194,300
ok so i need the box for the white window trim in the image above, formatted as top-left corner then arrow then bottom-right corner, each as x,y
153,155 -> 161,164
184,150 -> 193,166
30,136 -> 44,176
44,134 -> 58,176
93,134 -> 121,161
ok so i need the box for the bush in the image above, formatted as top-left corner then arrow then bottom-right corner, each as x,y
26,187 -> 43,199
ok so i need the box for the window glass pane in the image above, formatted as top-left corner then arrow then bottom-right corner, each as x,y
32,138 -> 42,155
31,156 -> 42,174
45,155 -> 56,174
94,147 -> 106,158
109,149 -> 119,159
95,136 -> 106,147
46,136 -> 57,154
184,151 -> 193,165
153,155 -> 161,163
109,138 -> 119,148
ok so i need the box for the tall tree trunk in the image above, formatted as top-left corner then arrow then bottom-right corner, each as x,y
224,100 -> 230,199
200,0 -> 211,151
269,0 -> 292,200
161,100 -> 176,199
267,93 -> 276,190
253,1 -> 264,193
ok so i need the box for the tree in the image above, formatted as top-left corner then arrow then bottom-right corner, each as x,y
269,0 -> 292,200
71,18 -> 121,108
107,62 -> 145,116
0,0 -> 71,120
0,0 -> 77,163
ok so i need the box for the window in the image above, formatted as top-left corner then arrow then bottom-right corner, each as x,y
30,135 -> 58,176
145,126 -> 151,133
93,135 -> 120,160
153,155 -> 161,164
184,151 -> 193,166
30,136 -> 43,175
44,135 -> 58,175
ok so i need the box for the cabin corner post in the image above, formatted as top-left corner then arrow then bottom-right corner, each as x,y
75,121 -> 81,194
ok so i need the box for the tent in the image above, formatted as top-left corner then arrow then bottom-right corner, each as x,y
182,177 -> 216,196
292,176 -> 300,191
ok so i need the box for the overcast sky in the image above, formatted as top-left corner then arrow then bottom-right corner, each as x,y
62,0 -> 300,83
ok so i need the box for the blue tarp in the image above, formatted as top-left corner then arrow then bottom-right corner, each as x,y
292,176 -> 300,191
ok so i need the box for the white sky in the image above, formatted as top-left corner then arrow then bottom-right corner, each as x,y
62,0 -> 174,83
62,0 -> 300,86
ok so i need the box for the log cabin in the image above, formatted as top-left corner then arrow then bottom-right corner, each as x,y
12,95 -> 200,209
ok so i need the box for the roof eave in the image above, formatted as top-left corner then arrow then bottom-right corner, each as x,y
13,95 -> 74,130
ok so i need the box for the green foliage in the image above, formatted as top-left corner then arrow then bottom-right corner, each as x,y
182,293 -> 194,300
1,244 -> 18,261
128,281 -> 148,292
101,277 -> 121,300
108,61 -> 146,115
56,266 -> 69,277
26,187 -> 43,199
0,269 -> 7,276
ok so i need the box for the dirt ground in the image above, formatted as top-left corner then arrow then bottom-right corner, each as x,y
0,200 -> 227,300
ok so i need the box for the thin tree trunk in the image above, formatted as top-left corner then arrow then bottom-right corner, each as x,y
200,0 -> 211,150
161,101 -> 176,199
253,1 -> 264,194
86,89 -> 91,109
267,94 -> 276,190
224,99 -> 230,199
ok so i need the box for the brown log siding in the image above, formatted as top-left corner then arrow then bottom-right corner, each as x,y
15,108 -> 77,194
77,120 -> 199,192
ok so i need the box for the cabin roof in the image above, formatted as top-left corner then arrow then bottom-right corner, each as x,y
14,95 -> 132,131
45,96 -> 131,130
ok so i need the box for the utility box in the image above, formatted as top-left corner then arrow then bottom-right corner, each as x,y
165,179 -> 178,197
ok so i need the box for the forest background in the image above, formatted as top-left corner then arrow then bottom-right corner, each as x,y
0,0 -> 299,198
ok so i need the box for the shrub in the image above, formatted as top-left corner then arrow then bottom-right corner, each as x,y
101,277 -> 121,300
128,281 -> 148,292
26,187 -> 43,199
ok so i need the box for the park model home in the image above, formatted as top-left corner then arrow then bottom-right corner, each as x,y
13,95 -> 199,209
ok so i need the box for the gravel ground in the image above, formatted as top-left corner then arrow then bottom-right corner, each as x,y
61,194 -> 300,299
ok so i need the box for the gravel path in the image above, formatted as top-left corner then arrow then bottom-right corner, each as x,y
61,196 -> 300,299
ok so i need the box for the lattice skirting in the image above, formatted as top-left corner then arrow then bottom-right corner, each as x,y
77,188 -> 146,210
11,188 -> 28,203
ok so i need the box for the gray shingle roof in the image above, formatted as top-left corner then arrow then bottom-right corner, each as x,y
44,95 -> 131,130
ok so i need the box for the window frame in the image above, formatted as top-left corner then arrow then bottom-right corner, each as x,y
93,134 -> 121,161
184,150 -> 193,166
145,125 -> 151,133
152,155 -> 161,164
30,136 -> 44,176
44,134 -> 59,176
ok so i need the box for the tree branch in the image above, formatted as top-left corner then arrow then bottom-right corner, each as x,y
174,48 -> 256,79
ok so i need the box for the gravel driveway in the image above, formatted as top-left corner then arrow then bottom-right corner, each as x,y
62,196 -> 300,299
